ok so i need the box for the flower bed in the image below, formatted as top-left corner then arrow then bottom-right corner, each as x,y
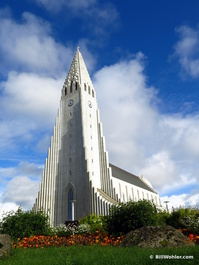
12,231 -> 124,249
179,228 -> 199,244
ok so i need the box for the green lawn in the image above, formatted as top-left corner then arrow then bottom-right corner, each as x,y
1,245 -> 199,265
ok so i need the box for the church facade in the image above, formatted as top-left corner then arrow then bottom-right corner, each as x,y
33,49 -> 161,227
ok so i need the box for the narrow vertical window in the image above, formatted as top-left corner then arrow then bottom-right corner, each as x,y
70,82 -> 73,93
65,87 -> 67,95
88,86 -> 91,94
76,82 -> 78,90
92,90 -> 94,97
84,83 -> 87,91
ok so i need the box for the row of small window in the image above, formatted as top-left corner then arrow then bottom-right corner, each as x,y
65,81 -> 78,95
84,83 -> 95,97
64,81 -> 95,97
68,170 -> 94,176
68,157 -> 93,163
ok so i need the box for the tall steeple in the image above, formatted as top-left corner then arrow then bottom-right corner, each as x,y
33,49 -> 161,227
33,49 -> 117,226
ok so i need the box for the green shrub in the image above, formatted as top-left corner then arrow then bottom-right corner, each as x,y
104,200 -> 157,236
79,214 -> 105,233
0,207 -> 51,240
166,207 -> 199,234
156,209 -> 170,226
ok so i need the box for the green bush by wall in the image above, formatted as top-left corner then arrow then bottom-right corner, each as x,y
104,200 -> 158,235
0,207 -> 51,240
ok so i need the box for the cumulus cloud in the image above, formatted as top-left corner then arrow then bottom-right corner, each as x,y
31,0 -> 119,38
161,192 -> 199,210
94,53 -> 199,203
32,0 -> 96,12
0,162 -> 43,219
0,11 -> 73,75
174,25 -> 199,78
0,71 -> 63,158
2,176 -> 39,209
0,202 -> 19,221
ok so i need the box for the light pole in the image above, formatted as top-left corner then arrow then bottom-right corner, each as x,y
69,200 -> 76,221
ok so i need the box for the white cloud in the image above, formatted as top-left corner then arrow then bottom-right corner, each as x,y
2,176 -> 39,210
94,53 -> 199,203
0,162 -> 43,219
0,162 -> 43,187
0,71 -> 62,126
32,0 -> 96,12
0,72 -> 63,155
0,202 -> 19,221
31,0 -> 119,38
0,11 -> 73,75
174,25 -> 199,78
161,193 -> 199,210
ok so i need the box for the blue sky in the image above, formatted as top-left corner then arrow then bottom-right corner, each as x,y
0,0 -> 199,217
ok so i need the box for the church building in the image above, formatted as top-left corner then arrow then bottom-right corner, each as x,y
33,48 -> 161,227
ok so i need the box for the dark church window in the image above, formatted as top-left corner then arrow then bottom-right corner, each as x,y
70,82 -> 73,93
65,87 -> 67,95
76,82 -> 78,90
88,86 -> 91,94
68,188 -> 73,220
92,90 -> 94,97
84,83 -> 87,91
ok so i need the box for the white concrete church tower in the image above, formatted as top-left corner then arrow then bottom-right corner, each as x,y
33,48 -> 161,227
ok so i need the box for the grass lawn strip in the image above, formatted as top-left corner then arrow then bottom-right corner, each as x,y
1,245 -> 199,265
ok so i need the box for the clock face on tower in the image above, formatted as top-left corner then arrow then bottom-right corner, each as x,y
88,101 -> 92,108
68,99 -> 74,107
